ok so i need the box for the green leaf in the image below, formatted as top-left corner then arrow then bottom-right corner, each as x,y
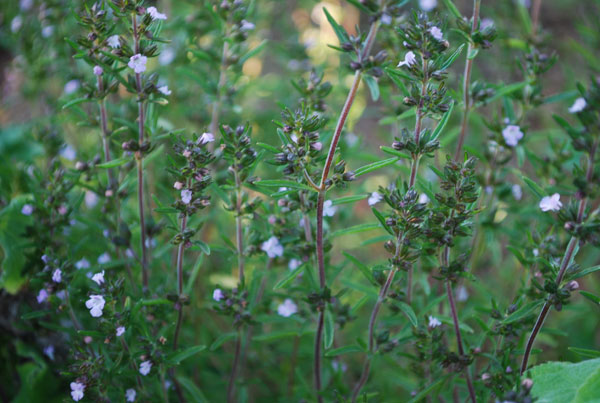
324,308 -> 334,349
354,158 -> 398,177
580,291 -> 600,305
96,156 -> 129,169
331,194 -> 368,205
380,146 -> 410,160
384,67 -> 410,97
331,222 -> 380,238
254,330 -> 304,342
345,0 -> 373,14
570,265 -> 600,280
440,44 -> 465,71
240,39 -> 268,64
209,332 -> 237,351
467,47 -> 479,60
21,310 -> 52,320
568,347 -> 600,359
408,375 -> 450,403
166,345 -> 206,365
391,301 -> 418,327
521,176 -> 545,198
441,0 -> 462,18
273,264 -> 304,290
254,179 -> 313,191
502,300 -> 544,324
177,375 -> 208,402
363,75 -> 380,101
487,81 -> 529,104
325,345 -> 364,357
255,142 -> 280,153
527,358 -> 600,403
431,101 -> 454,141
192,240 -> 211,255
343,252 -> 377,286
371,207 -> 393,236
62,97 -> 91,110
323,8 -> 349,45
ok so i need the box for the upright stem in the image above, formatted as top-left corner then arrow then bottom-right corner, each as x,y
531,0 -> 543,38
97,75 -> 115,189
454,0 -> 481,161
132,13 -> 149,291
227,330 -> 243,403
443,251 -> 476,402
172,213 -> 188,350
210,39 -> 230,136
521,142 -> 597,374
312,16 -> 382,399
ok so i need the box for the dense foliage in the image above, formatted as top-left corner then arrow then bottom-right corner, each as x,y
1,0 -> 599,402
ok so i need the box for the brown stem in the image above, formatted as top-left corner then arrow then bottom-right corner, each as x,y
531,0 -> 543,38
521,141 -> 596,374
454,0 -> 481,161
172,213 -> 188,351
97,75 -> 115,188
227,331 -> 242,403
313,310 -> 325,403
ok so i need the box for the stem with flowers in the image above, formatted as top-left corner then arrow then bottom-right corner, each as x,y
312,13 -> 382,400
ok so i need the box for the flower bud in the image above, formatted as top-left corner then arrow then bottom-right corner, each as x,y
567,280 -> 579,291
75,161 -> 88,171
522,378 -> 533,390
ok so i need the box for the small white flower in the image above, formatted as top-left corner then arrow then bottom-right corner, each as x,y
158,85 -> 171,95
93,65 -> 103,76
41,26 -> 54,38
11,16 -> 23,33
397,51 -> 417,68
312,142 -> 323,151
52,269 -> 62,283
429,26 -> 443,41
116,326 -> 126,337
58,205 -> 68,215
323,200 -> 337,217
428,315 -> 442,328
512,184 -> 523,201
198,132 -> 215,145
128,54 -> 147,74
21,204 -> 33,215
181,189 -> 193,204
173,181 -> 184,190
64,80 -> 80,95
41,255 -> 49,263
419,0 -> 437,12
418,193 -> 430,204
75,258 -> 90,270
213,288 -> 224,301
85,191 -> 98,208
98,252 -> 111,264
380,13 -> 392,25
569,97 -> 587,114
240,20 -> 255,31
159,47 -> 176,65
44,345 -> 55,360
288,258 -> 302,271
37,289 -> 49,303
277,299 -> 298,317
60,145 -> 76,161
539,193 -> 562,212
147,6 -> 167,20
261,236 -> 284,258
533,248 -> 539,257
502,125 -> 524,147
56,290 -> 66,300
126,249 -> 135,258
139,360 -> 152,376
126,388 -> 137,402
480,18 -> 494,30
91,270 -> 105,286
107,35 -> 120,49
70,382 -> 85,401
85,295 -> 106,317
20,0 -> 33,11
457,286 -> 469,302
368,192 -> 383,206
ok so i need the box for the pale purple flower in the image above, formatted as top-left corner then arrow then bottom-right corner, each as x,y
64,80 -> 80,95
147,6 -> 167,20
261,236 -> 284,258
91,270 -> 105,286
457,286 -> 469,302
126,388 -> 136,402
139,360 -> 152,376
11,16 -> 23,33
368,192 -> 383,206
240,20 -> 255,31
480,18 -> 494,30
41,26 -> 54,38
419,193 -> 430,204
116,326 -> 126,337
539,193 -> 562,212
288,258 -> 302,271
85,295 -> 105,317
128,54 -> 147,74
173,181 -> 184,190
429,26 -> 443,41
52,269 -> 62,283
502,125 -> 524,147
419,0 -> 437,11
20,0 -> 33,11
380,13 -> 392,25
428,315 -> 441,328
58,205 -> 68,215
159,47 -> 176,65
323,200 -> 337,217
70,382 -> 85,401
37,289 -> 49,303
181,189 -> 193,204
107,35 -> 120,49
98,252 -> 111,264
85,191 -> 98,208
93,65 -> 103,76
43,345 -> 55,360
213,288 -> 224,301
277,299 -> 298,317
21,204 -> 33,215
397,51 -> 417,68
569,97 -> 587,114
158,85 -> 171,95
198,132 -> 215,145
75,258 -> 90,270
182,149 -> 191,158
512,184 -> 523,201
311,142 -> 323,151
60,145 -> 76,161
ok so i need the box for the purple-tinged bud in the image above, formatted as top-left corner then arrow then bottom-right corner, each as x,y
522,378 -> 533,390
567,280 -> 579,291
